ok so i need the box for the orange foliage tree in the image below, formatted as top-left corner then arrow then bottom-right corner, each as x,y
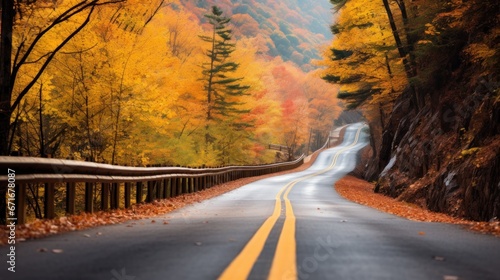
5,0 -> 339,167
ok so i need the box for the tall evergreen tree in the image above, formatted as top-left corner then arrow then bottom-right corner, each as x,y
199,6 -> 250,145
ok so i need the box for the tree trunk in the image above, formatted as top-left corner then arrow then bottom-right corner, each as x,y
396,0 -> 424,108
39,83 -> 46,157
397,0 -> 417,77
0,0 -> 14,225
381,0 -> 421,109
381,0 -> 409,72
205,27 -> 217,147
0,0 -> 14,156
111,58 -> 129,165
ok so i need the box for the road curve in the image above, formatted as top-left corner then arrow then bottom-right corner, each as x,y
2,123 -> 500,280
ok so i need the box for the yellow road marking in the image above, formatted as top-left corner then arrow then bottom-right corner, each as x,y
268,183 -> 297,279
219,126 -> 364,280
218,186 -> 286,280
268,126 -> 363,279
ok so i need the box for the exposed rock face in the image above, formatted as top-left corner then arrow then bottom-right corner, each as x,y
361,0 -> 500,222
368,76 -> 499,221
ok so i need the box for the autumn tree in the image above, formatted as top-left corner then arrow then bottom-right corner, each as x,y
302,74 -> 340,152
0,0 -> 341,176
0,0 -> 125,224
0,1 -> 125,157
322,0 -> 406,110
320,0 -> 410,165
267,62 -> 322,159
199,6 -> 251,162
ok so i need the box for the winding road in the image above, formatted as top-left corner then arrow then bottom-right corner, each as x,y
2,123 -> 500,280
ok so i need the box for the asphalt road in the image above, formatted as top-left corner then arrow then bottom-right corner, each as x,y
2,123 -> 500,280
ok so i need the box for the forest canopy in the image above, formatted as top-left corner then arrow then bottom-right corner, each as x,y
0,0 -> 340,166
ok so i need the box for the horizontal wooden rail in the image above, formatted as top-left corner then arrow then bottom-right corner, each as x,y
268,144 -> 290,152
0,156 -> 302,176
0,155 -> 304,224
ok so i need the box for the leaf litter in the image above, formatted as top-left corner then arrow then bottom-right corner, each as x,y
335,175 -> 500,237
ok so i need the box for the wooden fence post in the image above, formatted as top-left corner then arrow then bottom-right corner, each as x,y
66,182 -> 75,215
101,183 -> 110,210
171,177 -> 177,197
163,179 -> 170,199
194,177 -> 199,192
111,183 -> 120,209
177,178 -> 182,195
147,181 -> 155,203
125,182 -> 131,208
136,182 -> 143,203
85,183 -> 94,213
15,183 -> 26,224
44,183 -> 55,219
156,180 -> 162,199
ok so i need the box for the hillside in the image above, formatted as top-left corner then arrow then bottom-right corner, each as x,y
369,0 -> 499,222
0,0 -> 340,167
322,0 -> 499,221
180,0 -> 332,70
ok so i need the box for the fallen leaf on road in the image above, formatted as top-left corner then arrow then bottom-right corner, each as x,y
52,249 -> 63,254
38,248 -> 48,253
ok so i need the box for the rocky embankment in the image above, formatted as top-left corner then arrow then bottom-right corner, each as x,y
367,81 -> 499,221
363,4 -> 499,221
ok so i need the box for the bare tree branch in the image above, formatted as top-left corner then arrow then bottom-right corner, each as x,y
143,0 -> 167,28
11,5 -> 96,111
10,0 -> 125,112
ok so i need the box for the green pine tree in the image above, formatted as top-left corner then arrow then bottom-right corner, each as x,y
200,6 -> 249,121
200,6 -> 250,140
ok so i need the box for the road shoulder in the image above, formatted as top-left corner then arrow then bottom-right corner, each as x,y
334,175 -> 500,237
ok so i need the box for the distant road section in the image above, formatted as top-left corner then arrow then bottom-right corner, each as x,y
2,123 -> 500,280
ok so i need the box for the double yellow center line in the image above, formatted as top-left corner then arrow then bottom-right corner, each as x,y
219,126 -> 363,280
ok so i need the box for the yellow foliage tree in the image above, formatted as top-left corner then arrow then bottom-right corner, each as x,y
320,0 -> 407,130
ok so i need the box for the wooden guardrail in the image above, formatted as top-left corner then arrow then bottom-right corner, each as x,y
268,144 -> 290,152
0,156 -> 304,224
